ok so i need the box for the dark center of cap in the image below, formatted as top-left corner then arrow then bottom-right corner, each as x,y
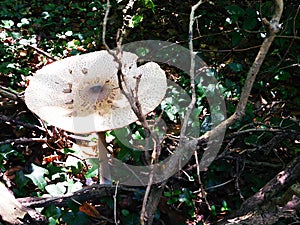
89,85 -> 103,94
87,84 -> 111,103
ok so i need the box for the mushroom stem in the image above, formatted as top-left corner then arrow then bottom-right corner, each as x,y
97,131 -> 111,184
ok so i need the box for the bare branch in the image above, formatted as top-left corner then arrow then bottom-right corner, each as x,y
102,0 -> 112,51
199,0 -> 284,141
180,0 -> 204,140
0,85 -> 20,100
25,44 -> 56,61
102,2 -> 161,224
113,181 -> 119,225
0,137 -> 46,145
0,114 -> 46,132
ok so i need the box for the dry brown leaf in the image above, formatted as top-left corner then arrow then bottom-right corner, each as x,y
79,202 -> 101,219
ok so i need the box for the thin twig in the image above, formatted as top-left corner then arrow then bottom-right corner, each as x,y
195,150 -> 210,209
113,181 -> 119,225
102,3 -> 159,225
0,114 -> 46,132
180,0 -> 204,140
198,45 -> 261,53
102,0 -> 112,51
0,85 -> 20,100
227,127 -> 299,138
25,44 -> 57,61
0,137 -> 46,145
140,172 -> 154,225
198,0 -> 284,140
234,157 -> 245,201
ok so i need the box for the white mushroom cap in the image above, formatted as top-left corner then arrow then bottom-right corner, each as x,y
25,51 -> 167,134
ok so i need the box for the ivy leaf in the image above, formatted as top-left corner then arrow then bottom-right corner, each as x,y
226,5 -> 245,17
85,158 -> 99,178
226,5 -> 245,23
243,17 -> 257,30
67,181 -> 83,193
25,164 -> 49,191
45,183 -> 66,197
45,205 -> 62,220
129,15 -> 143,28
121,209 -> 130,216
61,211 -> 89,225
244,135 -> 259,146
1,20 -> 14,29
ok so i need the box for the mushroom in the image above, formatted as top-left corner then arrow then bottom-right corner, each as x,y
25,50 -> 167,184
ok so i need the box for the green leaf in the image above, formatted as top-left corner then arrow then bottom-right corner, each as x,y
164,191 -> 172,197
293,148 -> 300,153
210,205 -> 217,216
45,183 -> 66,197
25,164 -> 49,191
121,212 -> 140,225
167,197 -> 178,205
62,212 -> 89,225
67,181 -> 82,193
231,32 -> 243,46
129,15 -> 143,28
274,70 -> 291,81
226,5 -> 245,17
132,130 -> 144,140
121,209 -> 130,216
65,155 -> 81,168
229,62 -> 243,72
173,189 -> 182,195
141,0 -> 155,12
48,217 -> 57,225
243,17 -> 257,30
1,20 -> 14,28
179,188 -> 194,206
15,170 -> 29,190
225,5 -> 245,23
0,144 -> 15,161
45,205 -> 62,220
244,135 -> 259,146
85,158 -> 99,178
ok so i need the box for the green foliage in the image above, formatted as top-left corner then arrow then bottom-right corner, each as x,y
25,164 -> 49,191
44,205 -> 62,225
139,0 -> 155,12
1,0 -> 299,224
121,212 -> 141,225
210,200 -> 231,216
164,188 -> 196,217
221,200 -> 231,212
210,205 -> 217,216
0,144 -> 24,170
61,211 -> 90,225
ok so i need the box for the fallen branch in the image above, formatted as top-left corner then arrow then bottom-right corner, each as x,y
237,155 -> 300,215
0,114 -> 46,132
18,184 -> 136,208
218,155 -> 300,224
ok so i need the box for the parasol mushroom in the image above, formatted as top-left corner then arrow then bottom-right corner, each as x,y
25,50 -> 167,184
